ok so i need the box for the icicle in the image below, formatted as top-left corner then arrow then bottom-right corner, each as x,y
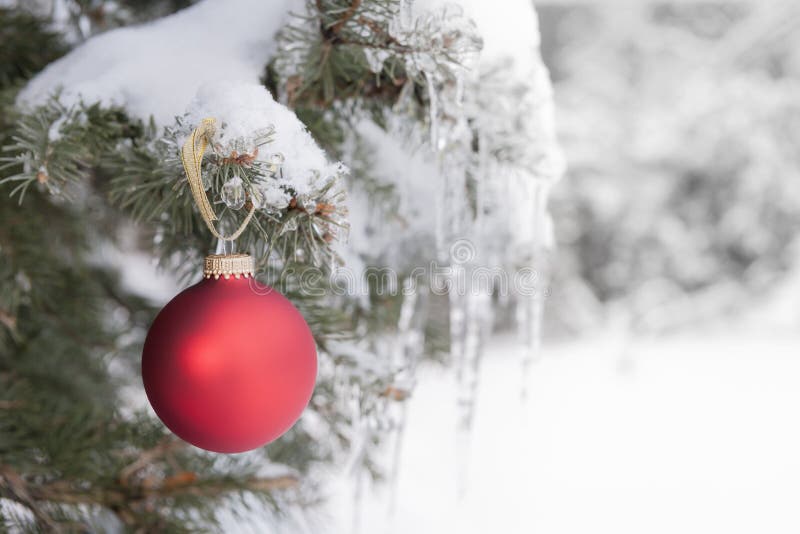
343,383 -> 368,534
519,291 -> 544,400
449,273 -> 466,369
221,175 -> 246,210
475,128 -> 489,225
450,132 -> 493,491
457,289 -> 488,430
519,180 -> 552,399
425,71 -> 440,151
77,14 -> 90,40
429,71 -> 450,263
454,288 -> 492,496
386,279 -> 423,519
398,0 -> 415,31
421,42 -> 492,501
454,71 -> 466,109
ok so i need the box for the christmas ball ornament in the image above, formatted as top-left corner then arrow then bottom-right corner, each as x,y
142,116 -> 328,452
142,254 -> 317,453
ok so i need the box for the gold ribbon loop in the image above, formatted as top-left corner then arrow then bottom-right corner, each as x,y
180,117 -> 256,242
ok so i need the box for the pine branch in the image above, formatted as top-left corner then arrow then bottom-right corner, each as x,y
1,463 -> 299,531
275,0 -> 419,108
0,465 -> 61,531
0,9 -> 67,90
4,471 -> 299,507
328,0 -> 362,35
0,96 -> 139,203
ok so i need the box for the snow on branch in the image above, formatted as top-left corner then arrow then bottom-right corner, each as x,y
18,0 -> 301,124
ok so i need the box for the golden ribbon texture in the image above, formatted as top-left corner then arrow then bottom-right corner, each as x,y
180,118 -> 256,242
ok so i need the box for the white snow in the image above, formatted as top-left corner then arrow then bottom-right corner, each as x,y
184,82 -> 341,194
47,114 -> 67,142
325,328 -> 800,534
18,0 -> 303,124
18,0 -> 347,206
345,120 -> 439,264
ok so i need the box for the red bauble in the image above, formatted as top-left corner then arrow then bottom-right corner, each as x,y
142,274 -> 317,453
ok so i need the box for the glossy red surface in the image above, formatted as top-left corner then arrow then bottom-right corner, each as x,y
142,277 -> 317,453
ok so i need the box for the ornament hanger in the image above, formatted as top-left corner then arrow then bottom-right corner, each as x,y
180,117 -> 256,242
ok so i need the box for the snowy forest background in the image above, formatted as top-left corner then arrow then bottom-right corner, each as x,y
373,3 -> 800,533
1,0 -> 800,533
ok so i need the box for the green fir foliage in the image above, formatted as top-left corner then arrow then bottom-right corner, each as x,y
0,1 -> 431,531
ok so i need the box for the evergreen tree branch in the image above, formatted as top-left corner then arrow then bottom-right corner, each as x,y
328,0 -> 362,35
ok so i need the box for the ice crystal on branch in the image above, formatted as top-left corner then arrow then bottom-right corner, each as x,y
272,0 -> 481,111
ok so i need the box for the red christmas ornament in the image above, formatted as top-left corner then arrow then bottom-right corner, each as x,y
142,254 -> 317,453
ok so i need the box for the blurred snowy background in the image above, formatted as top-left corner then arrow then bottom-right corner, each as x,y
328,3 -> 800,533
